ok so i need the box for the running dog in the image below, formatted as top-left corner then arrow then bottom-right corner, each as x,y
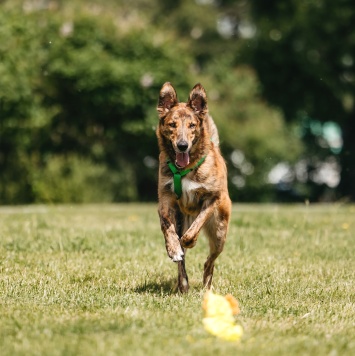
156,82 -> 231,293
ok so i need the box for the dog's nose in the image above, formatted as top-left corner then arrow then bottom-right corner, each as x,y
177,141 -> 188,152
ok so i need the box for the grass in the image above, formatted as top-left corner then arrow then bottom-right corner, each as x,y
0,203 -> 354,356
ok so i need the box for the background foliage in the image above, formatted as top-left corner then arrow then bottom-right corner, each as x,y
0,0 -> 353,203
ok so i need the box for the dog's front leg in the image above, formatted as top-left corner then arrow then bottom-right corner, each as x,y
158,200 -> 184,262
180,199 -> 216,249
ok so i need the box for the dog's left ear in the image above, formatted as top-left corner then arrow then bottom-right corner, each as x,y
188,83 -> 208,116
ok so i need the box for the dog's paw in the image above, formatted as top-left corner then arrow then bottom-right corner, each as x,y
180,234 -> 197,249
166,238 -> 184,262
171,250 -> 184,262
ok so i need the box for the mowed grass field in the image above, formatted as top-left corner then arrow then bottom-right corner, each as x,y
0,204 -> 354,356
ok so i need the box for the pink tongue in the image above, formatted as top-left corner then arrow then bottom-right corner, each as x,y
176,152 -> 190,168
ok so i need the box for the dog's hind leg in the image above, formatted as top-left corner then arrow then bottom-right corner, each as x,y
203,202 -> 230,289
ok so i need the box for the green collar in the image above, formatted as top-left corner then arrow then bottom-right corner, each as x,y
167,156 -> 206,199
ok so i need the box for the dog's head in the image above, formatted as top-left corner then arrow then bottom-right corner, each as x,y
157,82 -> 208,168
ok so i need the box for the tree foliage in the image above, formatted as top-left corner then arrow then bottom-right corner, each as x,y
0,4 -> 193,203
246,0 -> 355,200
4,0 -> 350,203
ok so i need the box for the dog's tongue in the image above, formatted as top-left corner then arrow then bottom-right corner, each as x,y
176,152 -> 190,168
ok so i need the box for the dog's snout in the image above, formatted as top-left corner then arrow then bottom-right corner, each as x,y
177,141 -> 188,152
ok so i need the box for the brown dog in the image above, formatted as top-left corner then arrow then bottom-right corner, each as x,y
156,82 -> 231,293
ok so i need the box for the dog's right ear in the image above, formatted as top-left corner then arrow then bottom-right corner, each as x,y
157,82 -> 178,118
187,83 -> 208,116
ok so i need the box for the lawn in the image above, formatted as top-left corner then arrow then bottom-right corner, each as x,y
0,204 -> 354,355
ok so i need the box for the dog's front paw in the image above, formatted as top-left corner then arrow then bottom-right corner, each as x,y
166,237 -> 184,262
180,233 -> 197,249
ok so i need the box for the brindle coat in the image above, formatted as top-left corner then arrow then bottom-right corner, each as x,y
156,82 -> 231,293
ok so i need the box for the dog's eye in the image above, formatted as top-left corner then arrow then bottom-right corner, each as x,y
189,123 -> 196,129
168,122 -> 176,128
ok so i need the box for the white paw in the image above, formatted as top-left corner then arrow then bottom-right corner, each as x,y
171,248 -> 184,262
166,236 -> 184,262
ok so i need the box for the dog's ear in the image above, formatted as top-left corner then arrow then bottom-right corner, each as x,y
188,83 -> 208,116
157,82 -> 178,118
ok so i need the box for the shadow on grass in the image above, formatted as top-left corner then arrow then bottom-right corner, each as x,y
134,277 -> 178,295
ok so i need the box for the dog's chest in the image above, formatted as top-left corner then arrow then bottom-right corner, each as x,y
181,178 -> 203,194
172,177 -> 205,209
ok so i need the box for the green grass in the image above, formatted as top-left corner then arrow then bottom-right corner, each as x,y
0,204 -> 354,356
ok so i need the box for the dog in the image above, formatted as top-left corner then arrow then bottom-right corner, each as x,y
156,82 -> 232,293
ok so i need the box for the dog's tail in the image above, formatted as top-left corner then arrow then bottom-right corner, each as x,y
208,115 -> 220,146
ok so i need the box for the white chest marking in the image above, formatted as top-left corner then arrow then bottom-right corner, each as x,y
165,177 -> 205,200
181,178 -> 204,193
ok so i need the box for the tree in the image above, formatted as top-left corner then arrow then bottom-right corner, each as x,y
0,0 -> 305,203
246,0 -> 355,200
147,0 -> 303,201
0,5 -> 193,203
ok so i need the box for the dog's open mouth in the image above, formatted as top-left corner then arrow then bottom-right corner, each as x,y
176,152 -> 190,169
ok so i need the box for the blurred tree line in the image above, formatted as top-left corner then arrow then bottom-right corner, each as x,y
0,0 -> 353,204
